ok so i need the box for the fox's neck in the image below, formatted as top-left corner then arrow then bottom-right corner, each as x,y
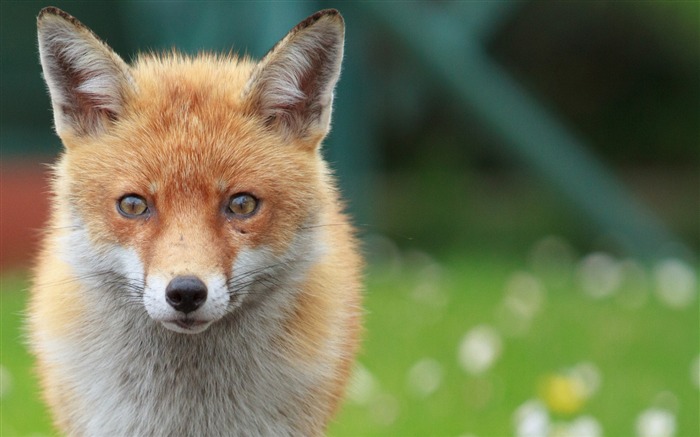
67,282 -> 323,436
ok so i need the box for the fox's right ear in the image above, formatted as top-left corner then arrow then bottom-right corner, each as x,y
37,7 -> 133,137
242,10 -> 344,148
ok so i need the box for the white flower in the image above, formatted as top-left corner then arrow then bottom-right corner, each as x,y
458,325 -> 502,375
568,415 -> 603,437
653,258 -> 697,309
576,252 -> 622,299
514,399 -> 550,437
636,408 -> 676,437
406,357 -> 443,398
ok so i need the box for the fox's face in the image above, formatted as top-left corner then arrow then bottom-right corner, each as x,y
38,8 -> 344,333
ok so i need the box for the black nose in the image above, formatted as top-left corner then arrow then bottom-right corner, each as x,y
165,275 -> 207,314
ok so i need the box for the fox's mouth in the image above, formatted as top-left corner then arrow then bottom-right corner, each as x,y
162,318 -> 212,334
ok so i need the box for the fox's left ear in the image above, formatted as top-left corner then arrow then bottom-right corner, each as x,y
37,7 -> 134,138
243,9 -> 344,148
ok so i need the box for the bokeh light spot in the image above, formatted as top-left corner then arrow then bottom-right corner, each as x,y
653,258 -> 697,309
458,325 -> 503,375
406,357 -> 443,398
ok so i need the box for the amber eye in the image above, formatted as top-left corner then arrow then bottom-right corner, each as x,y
117,195 -> 149,217
228,193 -> 258,217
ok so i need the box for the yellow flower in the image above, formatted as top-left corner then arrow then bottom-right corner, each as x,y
539,374 -> 587,415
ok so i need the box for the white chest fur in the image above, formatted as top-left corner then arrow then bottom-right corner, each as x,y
55,297 -> 327,436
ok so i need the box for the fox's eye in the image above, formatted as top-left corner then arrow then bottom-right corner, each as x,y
228,193 -> 258,217
117,195 -> 149,217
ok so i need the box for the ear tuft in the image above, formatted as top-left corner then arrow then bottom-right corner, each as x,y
37,7 -> 133,137
243,9 -> 345,145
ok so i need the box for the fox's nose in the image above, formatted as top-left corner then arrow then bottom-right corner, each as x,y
165,275 -> 208,314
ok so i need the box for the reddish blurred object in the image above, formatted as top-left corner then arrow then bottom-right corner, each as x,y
0,160 -> 51,271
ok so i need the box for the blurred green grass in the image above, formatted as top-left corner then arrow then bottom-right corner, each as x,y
330,250 -> 698,436
1,250 -> 698,436
1,274 -> 54,436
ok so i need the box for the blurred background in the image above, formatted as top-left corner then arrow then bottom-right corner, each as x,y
1,2 -> 698,436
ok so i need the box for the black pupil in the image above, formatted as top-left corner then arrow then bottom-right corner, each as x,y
124,197 -> 143,214
233,196 -> 253,213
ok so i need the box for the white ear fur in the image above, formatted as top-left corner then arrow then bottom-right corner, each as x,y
243,10 -> 345,144
37,7 -> 133,137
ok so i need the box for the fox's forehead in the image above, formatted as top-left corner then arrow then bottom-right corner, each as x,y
103,53 -> 278,176
96,125 -> 307,197
128,53 -> 256,116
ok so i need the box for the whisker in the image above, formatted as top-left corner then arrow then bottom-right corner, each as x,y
42,224 -> 83,231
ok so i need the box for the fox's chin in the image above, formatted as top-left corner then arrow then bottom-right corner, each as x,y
161,319 -> 213,335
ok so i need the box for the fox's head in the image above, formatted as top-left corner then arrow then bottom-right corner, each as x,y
37,8 -> 345,334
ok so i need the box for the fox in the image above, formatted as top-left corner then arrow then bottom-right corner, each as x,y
28,6 -> 362,436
